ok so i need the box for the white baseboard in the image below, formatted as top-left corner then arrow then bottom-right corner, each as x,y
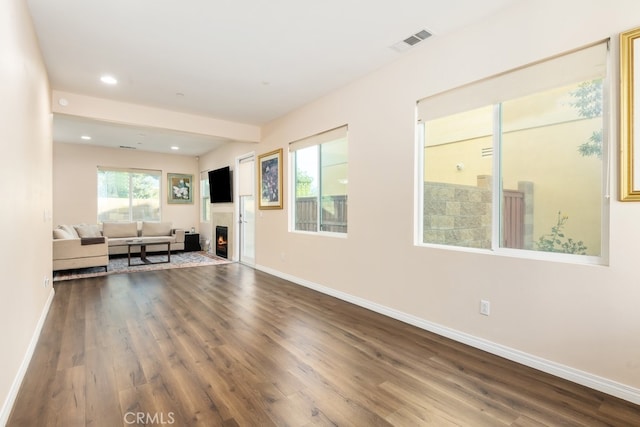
254,264 -> 640,405
0,287 -> 55,426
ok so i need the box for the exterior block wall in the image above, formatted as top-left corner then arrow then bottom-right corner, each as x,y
423,181 -> 492,249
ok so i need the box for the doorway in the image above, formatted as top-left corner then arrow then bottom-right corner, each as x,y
237,155 -> 255,266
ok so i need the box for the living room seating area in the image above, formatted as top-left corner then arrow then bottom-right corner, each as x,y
52,222 -> 185,271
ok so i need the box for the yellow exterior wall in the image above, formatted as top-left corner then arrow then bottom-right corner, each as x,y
424,86 -> 603,255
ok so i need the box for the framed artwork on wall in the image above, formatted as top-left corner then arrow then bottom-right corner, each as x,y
620,26 -> 640,201
167,173 -> 193,204
258,148 -> 283,209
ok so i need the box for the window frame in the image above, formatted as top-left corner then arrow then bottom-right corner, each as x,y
200,172 -> 211,223
97,166 -> 162,224
415,43 -> 610,266
289,126 -> 349,237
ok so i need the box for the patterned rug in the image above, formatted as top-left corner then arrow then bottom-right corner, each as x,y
53,251 -> 232,282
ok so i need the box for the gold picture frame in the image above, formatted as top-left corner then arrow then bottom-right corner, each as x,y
257,149 -> 283,209
620,26 -> 640,201
167,173 -> 193,204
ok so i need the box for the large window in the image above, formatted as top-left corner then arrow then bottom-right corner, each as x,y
290,126 -> 348,233
97,167 -> 161,223
418,42 -> 608,262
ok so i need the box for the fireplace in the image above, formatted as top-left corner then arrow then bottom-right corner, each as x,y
215,226 -> 228,258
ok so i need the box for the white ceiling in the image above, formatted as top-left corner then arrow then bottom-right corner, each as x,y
28,0 -> 518,155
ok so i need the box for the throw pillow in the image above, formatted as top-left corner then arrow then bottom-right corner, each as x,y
53,228 -> 73,239
74,224 -> 102,238
58,224 -> 79,238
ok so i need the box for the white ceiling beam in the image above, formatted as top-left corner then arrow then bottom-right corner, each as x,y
52,90 -> 261,143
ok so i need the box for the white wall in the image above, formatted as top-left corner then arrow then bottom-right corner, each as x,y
53,143 -> 201,231
0,0 -> 53,422
241,0 -> 640,401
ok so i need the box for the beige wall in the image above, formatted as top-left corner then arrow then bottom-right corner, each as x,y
199,141 -> 258,259
0,0 -> 53,422
243,0 -> 640,400
53,143 -> 201,231
7,0 -> 640,413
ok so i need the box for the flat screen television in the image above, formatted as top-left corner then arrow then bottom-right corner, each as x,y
208,166 -> 233,203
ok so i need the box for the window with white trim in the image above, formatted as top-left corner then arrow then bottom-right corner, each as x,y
290,126 -> 348,234
200,171 -> 210,222
417,41 -> 608,262
97,167 -> 161,223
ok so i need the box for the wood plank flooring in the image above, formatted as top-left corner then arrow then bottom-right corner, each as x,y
7,263 -> 640,426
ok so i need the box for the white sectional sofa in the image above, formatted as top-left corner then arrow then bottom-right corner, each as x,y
52,222 -> 185,271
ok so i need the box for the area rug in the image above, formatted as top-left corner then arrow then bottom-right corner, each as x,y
53,251 -> 232,282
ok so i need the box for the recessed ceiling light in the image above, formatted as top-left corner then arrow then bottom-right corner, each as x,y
100,75 -> 118,85
81,135 -> 91,140
171,146 -> 179,150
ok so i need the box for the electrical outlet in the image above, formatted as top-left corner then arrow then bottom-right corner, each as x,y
43,276 -> 50,288
480,299 -> 490,316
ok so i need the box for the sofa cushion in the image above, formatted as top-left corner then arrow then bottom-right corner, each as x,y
141,222 -> 172,237
53,228 -> 73,239
74,224 -> 102,238
102,222 -> 138,238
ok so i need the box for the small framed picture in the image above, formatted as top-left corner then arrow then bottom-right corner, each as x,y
258,149 -> 283,209
167,173 -> 193,204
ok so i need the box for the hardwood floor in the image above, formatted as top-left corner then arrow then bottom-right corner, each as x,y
8,263 -> 640,426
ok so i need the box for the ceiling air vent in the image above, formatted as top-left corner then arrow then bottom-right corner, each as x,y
391,29 -> 433,52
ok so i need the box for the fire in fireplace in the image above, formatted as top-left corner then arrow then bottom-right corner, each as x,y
215,226 -> 228,258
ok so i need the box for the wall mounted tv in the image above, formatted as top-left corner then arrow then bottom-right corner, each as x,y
208,166 -> 233,203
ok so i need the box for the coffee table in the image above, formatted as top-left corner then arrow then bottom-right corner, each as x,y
126,238 -> 172,266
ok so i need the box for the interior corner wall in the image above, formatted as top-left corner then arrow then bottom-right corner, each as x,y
249,0 -> 640,399
53,143 -> 200,231
0,0 -> 54,422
